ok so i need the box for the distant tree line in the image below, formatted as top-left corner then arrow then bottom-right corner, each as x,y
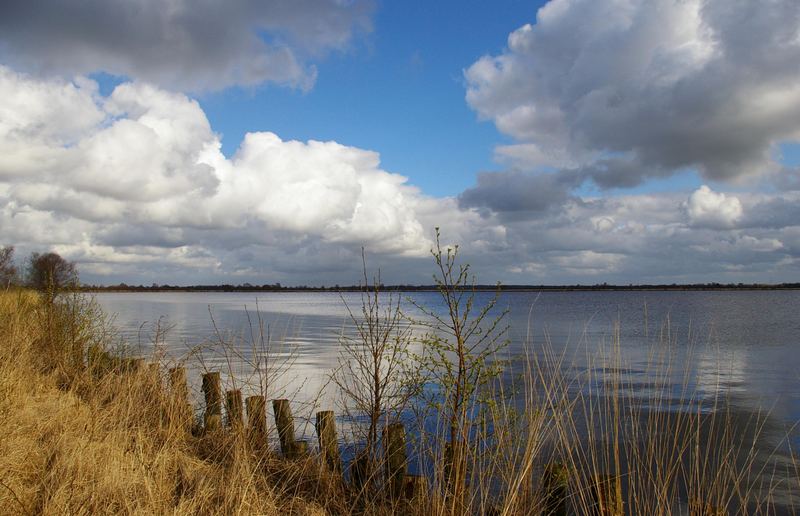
83,281 -> 800,292
0,245 -> 79,297
2,243 -> 798,293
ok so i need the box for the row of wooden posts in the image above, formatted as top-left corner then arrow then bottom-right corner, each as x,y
103,355 -> 628,514
182,367 -> 626,515
170,367 -> 430,502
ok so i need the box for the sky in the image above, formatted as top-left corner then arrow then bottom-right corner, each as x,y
1,0 -> 799,286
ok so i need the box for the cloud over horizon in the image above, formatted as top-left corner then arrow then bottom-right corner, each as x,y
0,67 -> 447,281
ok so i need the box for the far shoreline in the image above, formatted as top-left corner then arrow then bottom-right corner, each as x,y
82,283 -> 800,293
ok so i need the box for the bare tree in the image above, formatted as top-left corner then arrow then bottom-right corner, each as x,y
332,250 -> 418,486
26,252 -> 78,299
0,245 -> 17,288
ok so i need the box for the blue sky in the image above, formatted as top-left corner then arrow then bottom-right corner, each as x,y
198,0 -> 547,196
91,0 -> 530,196
0,0 -> 799,285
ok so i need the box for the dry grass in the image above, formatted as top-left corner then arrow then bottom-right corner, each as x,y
0,290 -> 345,515
527,330 -> 800,515
0,289 -> 797,515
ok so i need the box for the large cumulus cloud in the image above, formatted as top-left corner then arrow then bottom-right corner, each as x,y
464,0 -> 800,188
0,0 -> 373,91
0,67 -> 449,282
441,0 -> 800,284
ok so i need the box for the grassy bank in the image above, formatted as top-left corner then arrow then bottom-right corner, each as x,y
0,290 -> 351,515
1,289 -> 798,515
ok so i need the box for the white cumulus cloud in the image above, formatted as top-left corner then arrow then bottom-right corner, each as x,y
465,0 -> 800,185
685,185 -> 743,229
0,67 -> 435,282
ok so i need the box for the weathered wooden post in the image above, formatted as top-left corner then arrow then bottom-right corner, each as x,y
225,389 -> 244,429
315,410 -> 341,473
293,440 -> 309,458
385,423 -> 407,498
168,366 -> 188,399
168,366 -> 192,430
591,474 -> 623,516
272,399 -> 296,457
246,395 -> 267,448
542,463 -> 569,516
202,372 -> 222,432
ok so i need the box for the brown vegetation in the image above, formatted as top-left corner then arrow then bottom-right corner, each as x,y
0,278 -> 797,514
0,291 -> 349,515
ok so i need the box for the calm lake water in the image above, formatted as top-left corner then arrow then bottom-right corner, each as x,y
95,290 -> 800,508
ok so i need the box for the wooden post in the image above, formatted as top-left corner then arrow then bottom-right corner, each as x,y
168,366 -> 192,430
246,395 -> 267,448
315,410 -> 341,473
403,474 -> 426,501
168,366 -> 188,398
542,463 -> 569,516
385,423 -> 407,498
591,474 -> 623,516
293,439 -> 309,458
202,372 -> 222,432
272,399 -> 296,457
225,389 -> 244,429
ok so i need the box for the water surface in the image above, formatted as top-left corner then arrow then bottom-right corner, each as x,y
95,290 -> 800,508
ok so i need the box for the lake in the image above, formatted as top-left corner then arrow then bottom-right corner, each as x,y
94,289 -> 800,510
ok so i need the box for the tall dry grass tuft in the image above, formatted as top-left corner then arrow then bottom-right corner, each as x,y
0,290 -> 345,515
498,322 -> 800,516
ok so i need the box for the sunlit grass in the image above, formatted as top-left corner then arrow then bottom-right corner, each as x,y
0,288 -> 797,514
